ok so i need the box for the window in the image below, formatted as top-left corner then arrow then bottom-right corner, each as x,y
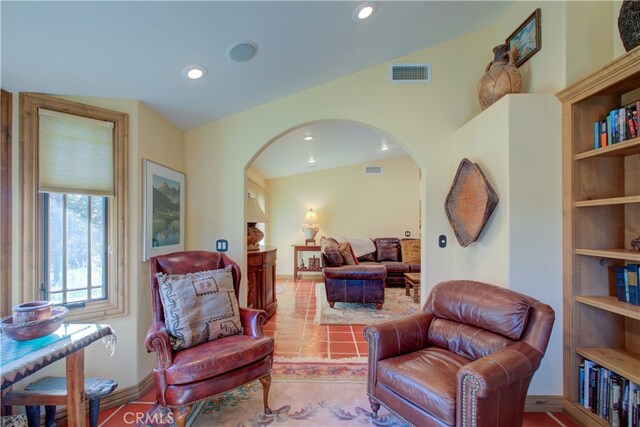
43,193 -> 108,304
20,93 -> 128,320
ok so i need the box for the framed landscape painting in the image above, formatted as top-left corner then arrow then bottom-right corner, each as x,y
506,8 -> 541,67
142,159 -> 185,261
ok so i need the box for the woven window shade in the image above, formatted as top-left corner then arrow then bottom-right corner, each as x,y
39,108 -> 114,196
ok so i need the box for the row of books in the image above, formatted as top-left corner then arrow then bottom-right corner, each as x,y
594,102 -> 639,149
579,359 -> 640,426
615,264 -> 640,305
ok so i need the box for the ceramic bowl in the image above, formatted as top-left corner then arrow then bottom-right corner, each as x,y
1,306 -> 67,340
12,300 -> 52,324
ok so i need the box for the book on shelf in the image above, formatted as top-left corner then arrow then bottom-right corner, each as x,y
628,264 -> 639,306
580,357 -> 640,426
615,266 -> 629,303
593,102 -> 639,149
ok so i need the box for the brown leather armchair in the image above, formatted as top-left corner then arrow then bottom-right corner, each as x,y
145,251 -> 274,427
364,280 -> 554,427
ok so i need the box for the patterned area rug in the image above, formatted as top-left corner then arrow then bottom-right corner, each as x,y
314,283 -> 419,325
139,358 -> 408,427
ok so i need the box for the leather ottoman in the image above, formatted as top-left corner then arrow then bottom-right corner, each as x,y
322,265 -> 386,309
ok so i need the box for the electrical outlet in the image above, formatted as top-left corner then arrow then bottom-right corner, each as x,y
216,239 -> 228,252
438,235 -> 447,248
405,231 -> 411,237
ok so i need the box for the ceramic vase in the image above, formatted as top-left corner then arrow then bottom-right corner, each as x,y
477,44 -> 522,110
618,0 -> 640,52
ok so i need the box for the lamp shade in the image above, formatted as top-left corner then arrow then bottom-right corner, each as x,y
303,208 -> 318,225
245,196 -> 267,224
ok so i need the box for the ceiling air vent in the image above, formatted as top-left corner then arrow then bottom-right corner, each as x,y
365,166 -> 382,174
390,63 -> 431,83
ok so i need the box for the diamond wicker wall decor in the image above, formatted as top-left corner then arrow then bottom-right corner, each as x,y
445,158 -> 499,247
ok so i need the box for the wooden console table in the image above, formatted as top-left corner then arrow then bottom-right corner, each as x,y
292,245 -> 322,281
247,246 -> 277,319
1,323 -> 115,427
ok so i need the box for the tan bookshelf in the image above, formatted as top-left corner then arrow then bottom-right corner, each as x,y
557,45 -> 640,425
575,295 -> 640,320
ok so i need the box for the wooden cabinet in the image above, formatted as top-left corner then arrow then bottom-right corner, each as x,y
247,247 -> 277,319
557,47 -> 640,425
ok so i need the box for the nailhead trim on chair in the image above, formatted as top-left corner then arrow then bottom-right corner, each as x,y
461,374 -> 480,427
364,327 -> 414,427
167,356 -> 273,409
363,328 -> 377,395
151,337 -> 170,369
167,372 -> 272,409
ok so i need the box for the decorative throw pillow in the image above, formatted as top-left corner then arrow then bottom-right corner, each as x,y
321,237 -> 344,267
338,242 -> 359,265
156,266 -> 243,351
400,239 -> 421,263
375,238 -> 401,262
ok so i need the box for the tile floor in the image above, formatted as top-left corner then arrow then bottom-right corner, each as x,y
91,277 -> 575,426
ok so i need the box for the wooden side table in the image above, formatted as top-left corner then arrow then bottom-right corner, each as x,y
404,272 -> 421,304
292,245 -> 322,281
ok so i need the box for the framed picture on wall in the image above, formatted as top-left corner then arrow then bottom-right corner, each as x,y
142,159 -> 186,261
506,8 -> 541,67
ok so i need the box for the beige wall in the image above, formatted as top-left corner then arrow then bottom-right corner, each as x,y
9,96 -> 185,389
452,94 -> 563,395
266,156 -> 420,276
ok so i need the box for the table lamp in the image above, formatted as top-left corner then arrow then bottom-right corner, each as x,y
246,194 -> 267,251
302,208 -> 319,245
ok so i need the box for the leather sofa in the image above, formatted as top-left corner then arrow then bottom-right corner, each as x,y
322,237 -> 420,287
364,280 -> 555,427
362,237 -> 421,287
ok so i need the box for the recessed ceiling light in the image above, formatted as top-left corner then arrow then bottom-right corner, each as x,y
353,2 -> 377,21
227,41 -> 259,62
381,145 -> 389,151
308,157 -> 316,164
304,135 -> 314,141
181,65 -> 208,80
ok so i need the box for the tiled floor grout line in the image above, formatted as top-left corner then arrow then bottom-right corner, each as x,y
97,404 -> 124,427
547,411 -> 567,426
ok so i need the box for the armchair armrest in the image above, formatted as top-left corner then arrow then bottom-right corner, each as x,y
457,341 -> 543,399
240,307 -> 268,338
363,311 -> 434,362
145,321 -> 173,369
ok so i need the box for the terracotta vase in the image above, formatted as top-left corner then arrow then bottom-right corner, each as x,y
618,0 -> 640,52
477,44 -> 522,110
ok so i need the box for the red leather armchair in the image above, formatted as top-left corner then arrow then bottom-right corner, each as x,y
145,251 -> 274,427
364,280 -> 554,427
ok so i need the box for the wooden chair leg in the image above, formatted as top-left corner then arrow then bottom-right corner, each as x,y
171,405 -> 192,427
369,396 -> 380,418
25,406 -> 39,427
44,405 -> 56,427
259,374 -> 272,414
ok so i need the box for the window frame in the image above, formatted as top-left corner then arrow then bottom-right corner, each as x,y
20,93 -> 128,321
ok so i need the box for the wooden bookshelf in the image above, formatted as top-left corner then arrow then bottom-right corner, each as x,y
576,347 -> 640,384
557,45 -> 640,426
574,137 -> 640,160
576,295 -> 640,320
574,248 -> 640,262
574,195 -> 640,207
